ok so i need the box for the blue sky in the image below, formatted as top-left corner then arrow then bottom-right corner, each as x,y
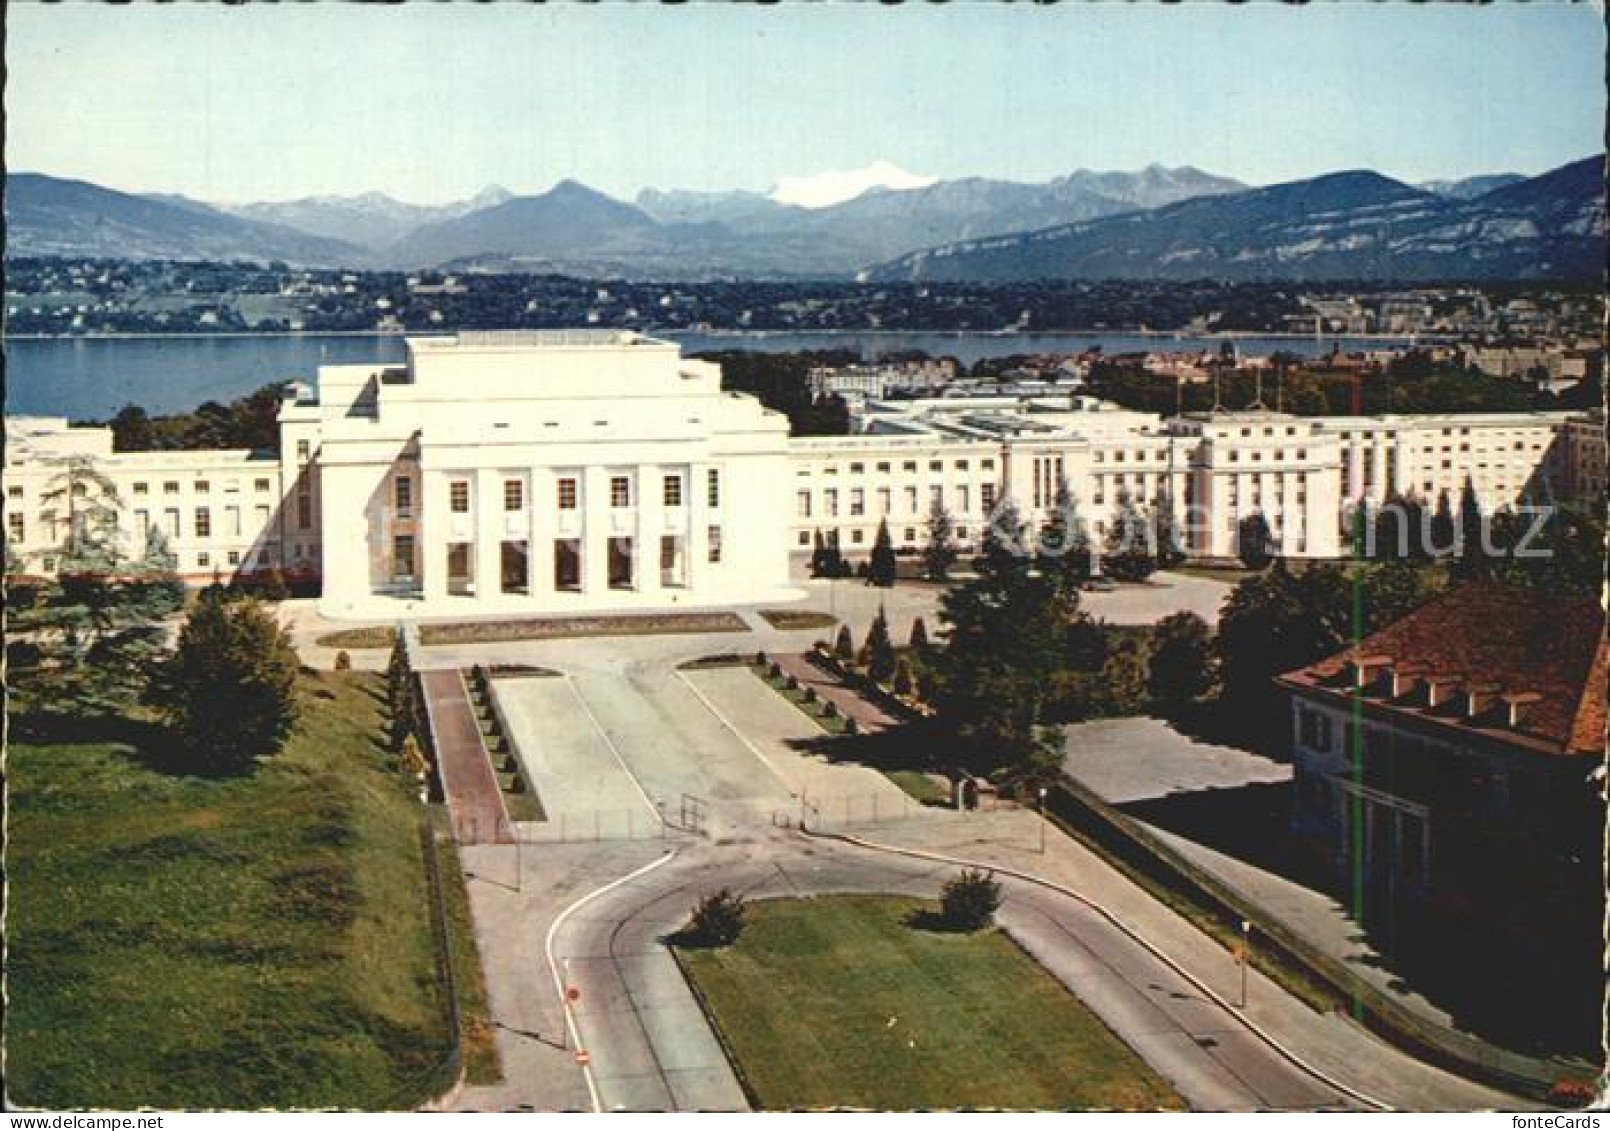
6,2 -> 1604,204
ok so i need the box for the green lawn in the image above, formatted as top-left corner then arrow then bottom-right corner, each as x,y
676,896 -> 1184,1111
7,672 -> 462,1108
883,770 -> 951,806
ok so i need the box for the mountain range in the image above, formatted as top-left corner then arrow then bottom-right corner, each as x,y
5,159 -> 1602,282
867,157 -> 1605,283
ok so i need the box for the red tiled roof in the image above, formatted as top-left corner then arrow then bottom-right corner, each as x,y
1279,580 -> 1607,756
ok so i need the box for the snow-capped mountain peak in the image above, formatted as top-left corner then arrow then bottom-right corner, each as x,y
770,160 -> 938,210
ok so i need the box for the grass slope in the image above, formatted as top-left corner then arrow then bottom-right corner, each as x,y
677,895 -> 1183,1111
7,672 -> 456,1109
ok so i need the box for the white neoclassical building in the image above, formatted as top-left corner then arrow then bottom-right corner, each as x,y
285,330 -> 796,616
3,330 -> 1604,621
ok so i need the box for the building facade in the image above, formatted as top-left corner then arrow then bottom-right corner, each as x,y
4,331 -> 1604,618
1277,582 -> 1605,1045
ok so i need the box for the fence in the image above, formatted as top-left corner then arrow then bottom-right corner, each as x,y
378,805 -> 464,1109
1046,775 -> 1597,1102
445,806 -> 673,845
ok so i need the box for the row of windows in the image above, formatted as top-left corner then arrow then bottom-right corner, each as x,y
6,505 -> 281,543
440,470 -> 718,515
813,457 -> 994,476
391,528 -> 725,591
797,483 -> 996,520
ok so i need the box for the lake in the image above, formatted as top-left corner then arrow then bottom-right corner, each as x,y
4,330 -> 1420,420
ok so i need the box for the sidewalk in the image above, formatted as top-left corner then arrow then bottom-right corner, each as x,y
420,669 -> 514,845
771,652 -> 901,734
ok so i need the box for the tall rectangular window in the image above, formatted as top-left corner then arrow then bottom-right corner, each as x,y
557,477 -> 578,510
610,476 -> 631,508
134,509 -> 149,538
554,539 -> 581,591
255,504 -> 271,528
956,485 -> 970,514
660,534 -> 686,587
164,508 -> 180,536
297,440 -> 310,463
194,507 -> 211,538
663,475 -> 683,507
904,485 -> 917,514
825,488 -> 839,517
504,478 -> 524,512
850,488 -> 865,516
981,483 -> 997,513
7,513 -> 23,543
608,537 -> 635,589
877,487 -> 890,514
226,506 -> 241,536
797,490 -> 812,518
449,480 -> 470,513
297,495 -> 312,530
392,534 -> 415,581
707,468 -> 720,508
395,477 -> 413,512
500,540 -> 529,594
707,525 -> 723,563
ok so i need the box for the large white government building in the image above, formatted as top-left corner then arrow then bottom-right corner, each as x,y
4,330 -> 1603,619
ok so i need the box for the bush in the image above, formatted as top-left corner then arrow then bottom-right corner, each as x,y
689,888 -> 746,946
334,649 -> 351,671
939,869 -> 1002,931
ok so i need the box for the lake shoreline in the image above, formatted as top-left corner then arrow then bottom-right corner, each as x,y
2,328 -> 1453,344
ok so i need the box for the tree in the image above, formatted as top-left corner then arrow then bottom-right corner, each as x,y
867,518 -> 897,588
109,404 -> 154,451
1147,611 -> 1215,706
834,623 -> 856,664
1035,479 -> 1092,593
908,616 -> 929,650
1428,490 -> 1457,557
1102,491 -> 1158,582
809,530 -> 829,578
939,869 -> 1002,931
152,596 -> 301,772
822,530 -> 851,578
922,500 -> 959,582
386,629 -> 414,751
688,888 -> 746,946
931,500 -> 1088,776
864,605 -> 897,685
1451,477 -> 1488,579
6,459 -> 178,721
892,660 -> 915,697
1215,561 -> 1349,708
1236,512 -> 1276,570
1151,486 -> 1187,570
38,456 -> 125,571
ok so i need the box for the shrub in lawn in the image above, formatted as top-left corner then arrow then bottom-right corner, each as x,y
754,650 -> 768,666
785,674 -> 799,690
803,687 -> 817,703
508,772 -> 526,794
769,661 -> 783,679
844,717 -> 859,736
688,888 -> 746,947
502,753 -> 518,773
822,700 -> 838,719
939,869 -> 1003,931
334,650 -> 351,671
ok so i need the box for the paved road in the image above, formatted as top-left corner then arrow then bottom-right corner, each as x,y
551,830 -> 1350,1112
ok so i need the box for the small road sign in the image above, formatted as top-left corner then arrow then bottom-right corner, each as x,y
566,986 -> 582,1002
574,1049 -> 591,1066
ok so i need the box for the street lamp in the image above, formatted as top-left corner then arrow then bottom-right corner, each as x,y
1239,919 -> 1252,1008
1037,786 -> 1048,854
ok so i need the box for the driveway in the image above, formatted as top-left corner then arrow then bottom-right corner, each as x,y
551,829 -> 1349,1112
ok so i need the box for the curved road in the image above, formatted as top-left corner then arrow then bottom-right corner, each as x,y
552,829 -> 1353,1112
